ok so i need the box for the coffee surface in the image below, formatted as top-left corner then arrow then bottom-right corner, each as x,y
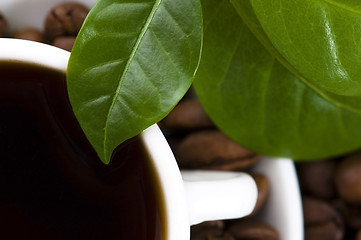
0,61 -> 164,240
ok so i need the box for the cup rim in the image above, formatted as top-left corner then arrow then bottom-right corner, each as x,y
0,38 -> 190,240
141,125 -> 190,240
0,38 -> 70,72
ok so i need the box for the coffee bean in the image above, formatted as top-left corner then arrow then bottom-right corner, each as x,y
175,130 -> 259,170
44,2 -> 88,41
355,229 -> 361,240
0,11 -> 8,37
227,220 -> 279,240
52,36 -> 76,51
192,229 -> 234,240
297,159 -> 337,200
335,151 -> 361,204
303,196 -> 344,240
162,99 -> 214,131
248,174 -> 269,217
13,28 -> 44,42
333,200 -> 361,229
191,221 -> 233,240
193,221 -> 225,230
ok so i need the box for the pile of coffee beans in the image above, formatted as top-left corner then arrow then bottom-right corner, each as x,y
0,2 -> 89,51
160,94 -> 279,240
297,152 -> 361,240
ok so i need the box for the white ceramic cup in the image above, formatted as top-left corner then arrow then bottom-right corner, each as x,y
0,38 -> 258,239
0,0 -> 305,239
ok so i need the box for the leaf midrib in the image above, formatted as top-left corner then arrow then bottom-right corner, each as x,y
103,0 -> 163,160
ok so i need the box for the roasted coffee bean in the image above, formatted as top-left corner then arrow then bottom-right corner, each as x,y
44,2 -> 88,41
13,28 -> 44,42
162,99 -> 214,131
355,229 -> 361,240
303,196 -> 344,240
297,159 -> 337,200
227,220 -> 279,240
191,221 -> 233,240
248,174 -> 269,217
193,221 -> 225,230
52,36 -> 76,51
192,229 -> 234,240
335,151 -> 361,204
0,11 -> 8,37
333,200 -> 361,229
175,130 -> 259,170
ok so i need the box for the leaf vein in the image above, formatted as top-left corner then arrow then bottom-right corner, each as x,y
217,23 -> 245,89
132,57 -> 161,98
103,0 -> 163,160
204,0 -> 227,30
83,59 -> 124,76
161,3 -> 187,35
320,0 -> 361,15
149,28 -> 183,77
260,58 -> 275,146
294,85 -> 306,143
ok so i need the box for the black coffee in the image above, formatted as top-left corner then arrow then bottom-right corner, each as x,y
0,61 -> 165,240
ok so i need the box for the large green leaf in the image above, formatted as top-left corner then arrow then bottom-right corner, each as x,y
67,0 -> 202,164
233,0 -> 361,97
231,0 -> 361,113
194,0 -> 361,160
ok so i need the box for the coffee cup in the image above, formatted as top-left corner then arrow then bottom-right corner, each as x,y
0,37 -> 258,239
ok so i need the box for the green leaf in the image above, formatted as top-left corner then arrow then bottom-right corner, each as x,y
231,0 -> 361,113
67,0 -> 202,164
233,0 -> 361,97
194,0 -> 361,160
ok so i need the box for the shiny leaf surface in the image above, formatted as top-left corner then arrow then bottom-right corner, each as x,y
233,0 -> 361,97
67,0 -> 202,164
194,0 -> 361,160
